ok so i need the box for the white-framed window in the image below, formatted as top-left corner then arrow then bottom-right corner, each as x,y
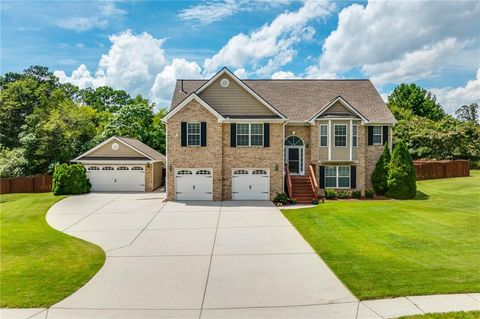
117,166 -> 129,170
352,125 -> 358,147
320,124 -> 328,147
233,169 -> 249,175
88,166 -> 99,171
102,166 -> 114,171
132,166 -> 144,171
187,122 -> 201,146
252,169 -> 267,175
324,166 -> 350,188
236,123 -> 263,147
372,126 -> 383,145
196,170 -> 211,175
334,124 -> 347,147
177,170 -> 192,175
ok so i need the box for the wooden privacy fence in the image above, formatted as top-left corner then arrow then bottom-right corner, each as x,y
0,174 -> 52,194
413,160 -> 470,180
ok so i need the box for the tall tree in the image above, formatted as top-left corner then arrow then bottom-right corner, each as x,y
388,83 -> 445,121
455,103 -> 478,124
386,141 -> 417,199
371,145 -> 391,194
81,86 -> 132,112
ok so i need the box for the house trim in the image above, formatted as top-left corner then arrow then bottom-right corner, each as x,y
163,93 -> 225,123
309,96 -> 369,123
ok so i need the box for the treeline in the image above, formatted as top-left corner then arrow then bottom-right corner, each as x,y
387,84 -> 479,165
0,66 -> 166,177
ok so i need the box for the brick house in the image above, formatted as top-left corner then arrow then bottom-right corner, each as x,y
163,68 -> 396,202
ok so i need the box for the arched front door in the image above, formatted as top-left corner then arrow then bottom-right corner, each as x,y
285,136 -> 305,175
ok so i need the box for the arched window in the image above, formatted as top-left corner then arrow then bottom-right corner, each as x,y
131,166 -> 144,171
196,170 -> 211,175
284,136 -> 304,146
233,169 -> 249,175
102,166 -> 114,171
252,169 -> 267,175
88,166 -> 100,171
177,170 -> 192,175
117,166 -> 129,170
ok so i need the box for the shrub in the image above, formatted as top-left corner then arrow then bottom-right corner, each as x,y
365,189 -> 375,198
337,191 -> 350,199
52,164 -> 91,195
386,141 -> 417,199
324,189 -> 337,199
290,198 -> 297,205
273,192 -> 289,204
352,190 -> 362,199
371,145 -> 391,194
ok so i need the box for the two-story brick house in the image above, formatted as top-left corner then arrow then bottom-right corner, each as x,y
163,68 -> 396,202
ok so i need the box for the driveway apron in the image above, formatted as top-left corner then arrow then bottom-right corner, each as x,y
44,194 -> 361,319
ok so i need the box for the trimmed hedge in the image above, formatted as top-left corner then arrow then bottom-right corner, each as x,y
371,145 -> 391,194
386,141 -> 417,199
52,164 -> 91,195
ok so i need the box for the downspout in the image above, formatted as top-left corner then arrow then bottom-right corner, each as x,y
282,121 -> 286,193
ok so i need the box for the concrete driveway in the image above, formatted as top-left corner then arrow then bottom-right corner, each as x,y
43,193 -> 370,319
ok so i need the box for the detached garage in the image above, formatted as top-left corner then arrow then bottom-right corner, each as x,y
73,136 -> 165,192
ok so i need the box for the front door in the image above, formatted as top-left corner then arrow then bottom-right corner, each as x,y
286,147 -> 304,175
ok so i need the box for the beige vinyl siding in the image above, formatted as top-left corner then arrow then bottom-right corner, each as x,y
88,140 -> 144,158
199,74 -> 275,116
322,101 -> 356,116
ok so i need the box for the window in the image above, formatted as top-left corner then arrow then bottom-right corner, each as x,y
132,166 -> 144,171
88,166 -> 99,171
352,125 -> 358,147
285,136 -> 304,146
187,122 -> 200,146
252,169 -> 267,175
102,166 -> 114,171
196,170 -> 211,175
117,166 -> 129,170
236,123 -> 263,147
334,125 -> 347,147
177,170 -> 192,175
324,166 -> 350,188
233,169 -> 249,175
320,125 -> 328,147
372,126 -> 382,145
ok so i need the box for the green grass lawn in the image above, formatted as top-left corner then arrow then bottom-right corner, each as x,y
399,311 -> 480,319
0,193 -> 105,308
283,171 -> 480,300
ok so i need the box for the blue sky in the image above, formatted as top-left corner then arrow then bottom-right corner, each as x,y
2,0 -> 479,112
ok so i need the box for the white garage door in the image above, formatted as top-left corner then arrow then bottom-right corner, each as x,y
86,165 -> 145,192
232,169 -> 270,200
175,169 -> 213,200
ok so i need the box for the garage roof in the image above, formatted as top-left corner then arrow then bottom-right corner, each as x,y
73,136 -> 165,162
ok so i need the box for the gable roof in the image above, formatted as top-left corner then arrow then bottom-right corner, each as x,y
309,96 -> 369,123
171,77 -> 396,123
162,93 -> 225,122
74,136 -> 165,162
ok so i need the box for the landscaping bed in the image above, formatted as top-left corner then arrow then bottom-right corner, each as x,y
0,193 -> 105,307
282,171 -> 480,300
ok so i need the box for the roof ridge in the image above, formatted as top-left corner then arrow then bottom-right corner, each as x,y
175,79 -> 371,81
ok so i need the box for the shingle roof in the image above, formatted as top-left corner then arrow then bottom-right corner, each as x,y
116,136 -> 165,161
171,79 -> 396,123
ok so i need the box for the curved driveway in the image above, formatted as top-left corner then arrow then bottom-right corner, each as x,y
43,192 -> 369,319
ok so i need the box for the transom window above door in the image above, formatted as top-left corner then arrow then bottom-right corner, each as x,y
284,136 -> 304,146
236,123 -> 263,146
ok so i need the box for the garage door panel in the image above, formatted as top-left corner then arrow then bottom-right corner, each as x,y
176,169 -> 213,201
86,165 -> 145,192
232,169 -> 270,200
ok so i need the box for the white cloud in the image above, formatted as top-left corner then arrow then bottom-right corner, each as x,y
151,58 -> 202,105
56,30 -> 167,98
56,2 -> 125,31
203,0 -> 334,76
233,68 -> 248,78
271,70 -> 298,79
178,0 -> 290,25
430,68 -> 480,114
314,0 -> 480,84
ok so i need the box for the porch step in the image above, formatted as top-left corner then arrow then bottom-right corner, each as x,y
289,175 -> 316,203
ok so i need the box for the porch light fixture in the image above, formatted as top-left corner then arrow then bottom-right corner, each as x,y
169,164 -> 173,172
274,163 -> 278,171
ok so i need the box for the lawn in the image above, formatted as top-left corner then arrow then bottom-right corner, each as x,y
399,311 -> 480,319
282,171 -> 480,300
0,193 -> 105,307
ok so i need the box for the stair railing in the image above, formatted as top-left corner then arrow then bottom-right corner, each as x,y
285,164 -> 293,198
308,164 -> 319,201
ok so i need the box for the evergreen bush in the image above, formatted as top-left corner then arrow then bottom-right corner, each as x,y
371,145 -> 391,194
52,164 -> 91,195
386,141 -> 417,199
324,189 -> 337,199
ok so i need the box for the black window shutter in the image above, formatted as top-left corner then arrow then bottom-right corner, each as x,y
319,166 -> 325,189
263,123 -> 270,147
230,123 -> 236,147
383,126 -> 388,145
351,166 -> 356,189
181,122 -> 187,147
367,126 -> 373,145
200,122 -> 207,147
